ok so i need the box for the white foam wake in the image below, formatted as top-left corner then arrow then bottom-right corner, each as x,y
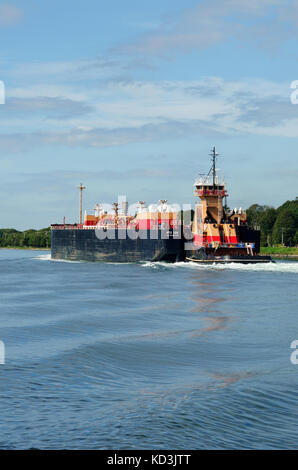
141,260 -> 298,274
33,254 -> 82,263
32,255 -> 298,273
34,253 -> 51,261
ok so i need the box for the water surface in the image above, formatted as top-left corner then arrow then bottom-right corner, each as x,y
0,249 -> 297,449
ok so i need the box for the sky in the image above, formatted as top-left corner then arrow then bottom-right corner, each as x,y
0,0 -> 298,229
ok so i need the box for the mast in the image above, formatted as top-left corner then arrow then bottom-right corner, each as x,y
112,202 -> 119,227
78,183 -> 86,225
209,146 -> 218,188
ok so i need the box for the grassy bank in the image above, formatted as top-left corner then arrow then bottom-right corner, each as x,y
260,246 -> 298,260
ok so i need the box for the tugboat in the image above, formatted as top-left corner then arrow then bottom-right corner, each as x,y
185,148 -> 272,264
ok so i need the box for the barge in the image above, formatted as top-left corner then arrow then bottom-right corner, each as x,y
51,148 -> 272,264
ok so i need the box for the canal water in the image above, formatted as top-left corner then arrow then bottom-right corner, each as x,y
0,249 -> 297,449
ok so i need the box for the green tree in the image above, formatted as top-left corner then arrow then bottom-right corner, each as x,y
259,207 -> 277,246
246,204 -> 267,228
272,209 -> 297,245
247,204 -> 277,246
294,230 -> 298,246
0,227 -> 51,248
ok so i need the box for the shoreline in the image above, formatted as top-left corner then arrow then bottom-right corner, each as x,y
0,247 -> 297,260
0,247 -> 50,251
260,253 -> 298,261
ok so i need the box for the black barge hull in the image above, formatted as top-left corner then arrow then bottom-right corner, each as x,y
51,228 -> 185,263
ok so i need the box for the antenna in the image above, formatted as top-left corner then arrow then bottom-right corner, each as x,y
209,146 -> 219,187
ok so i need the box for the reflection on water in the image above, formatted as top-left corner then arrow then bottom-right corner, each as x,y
212,371 -> 256,388
192,316 -> 232,337
189,272 -> 234,337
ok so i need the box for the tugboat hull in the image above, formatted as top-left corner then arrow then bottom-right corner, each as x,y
186,256 -> 273,264
186,245 -> 273,264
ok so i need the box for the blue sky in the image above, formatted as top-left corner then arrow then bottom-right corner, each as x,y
0,0 -> 298,229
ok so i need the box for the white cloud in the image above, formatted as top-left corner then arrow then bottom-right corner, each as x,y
5,96 -> 94,119
113,0 -> 295,57
8,56 -> 136,85
0,4 -> 23,26
0,119 -> 224,154
0,75 -> 298,154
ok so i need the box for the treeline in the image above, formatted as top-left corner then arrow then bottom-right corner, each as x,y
0,228 -> 51,248
246,198 -> 298,246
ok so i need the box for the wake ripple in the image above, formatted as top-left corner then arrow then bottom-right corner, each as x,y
33,254 -> 298,273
